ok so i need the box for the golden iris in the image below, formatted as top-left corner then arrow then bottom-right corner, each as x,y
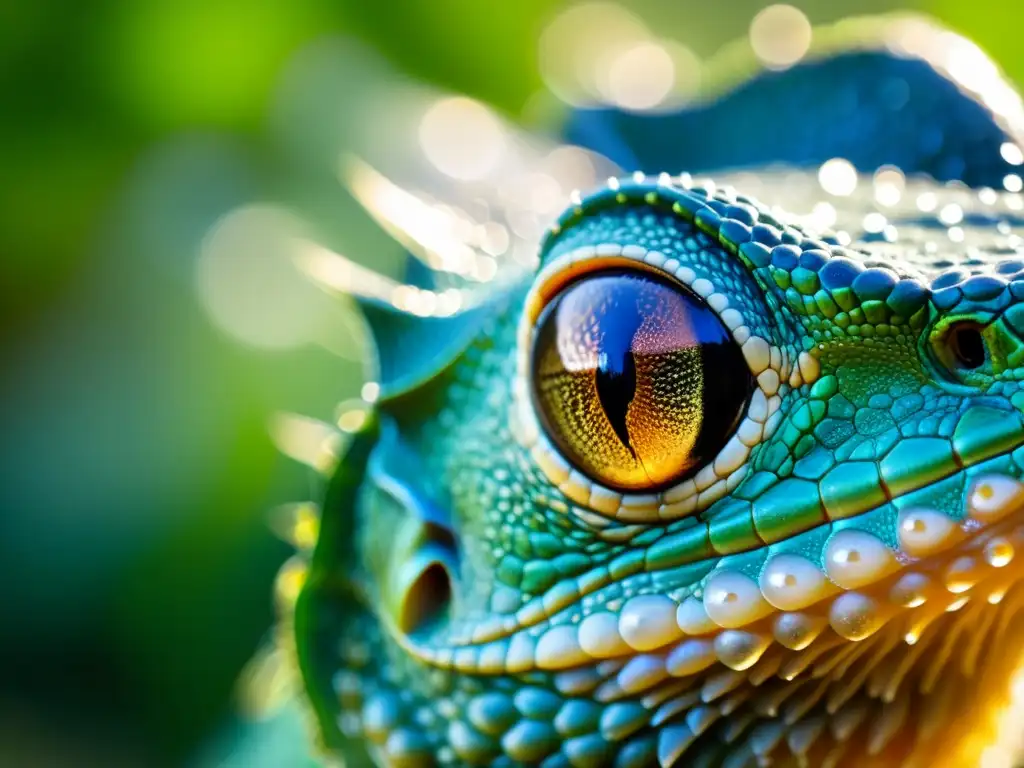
531,270 -> 752,491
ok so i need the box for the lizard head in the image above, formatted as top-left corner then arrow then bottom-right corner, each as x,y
290,172 -> 1024,767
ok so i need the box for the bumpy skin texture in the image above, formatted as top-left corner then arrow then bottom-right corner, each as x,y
282,17 -> 1024,768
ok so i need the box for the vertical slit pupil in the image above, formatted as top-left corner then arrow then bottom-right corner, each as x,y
595,349 -> 638,457
952,326 -> 986,369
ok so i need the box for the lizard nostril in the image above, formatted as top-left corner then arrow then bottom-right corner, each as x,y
402,562 -> 453,634
949,324 -> 987,370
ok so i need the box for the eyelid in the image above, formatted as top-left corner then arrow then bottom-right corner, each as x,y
538,178 -> 744,262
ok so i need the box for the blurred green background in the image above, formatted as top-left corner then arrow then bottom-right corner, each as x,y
1,0 -> 1019,765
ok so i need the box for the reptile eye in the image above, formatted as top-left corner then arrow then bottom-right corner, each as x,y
531,269 -> 753,491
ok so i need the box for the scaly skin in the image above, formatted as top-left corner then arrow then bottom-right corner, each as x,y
272,16 -> 1024,768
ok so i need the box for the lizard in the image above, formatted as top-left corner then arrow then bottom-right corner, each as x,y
261,13 -> 1024,768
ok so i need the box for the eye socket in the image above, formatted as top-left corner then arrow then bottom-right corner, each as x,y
530,269 -> 754,492
948,323 -> 987,370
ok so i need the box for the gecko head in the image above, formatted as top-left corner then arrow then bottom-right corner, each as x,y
293,175 -> 1024,766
